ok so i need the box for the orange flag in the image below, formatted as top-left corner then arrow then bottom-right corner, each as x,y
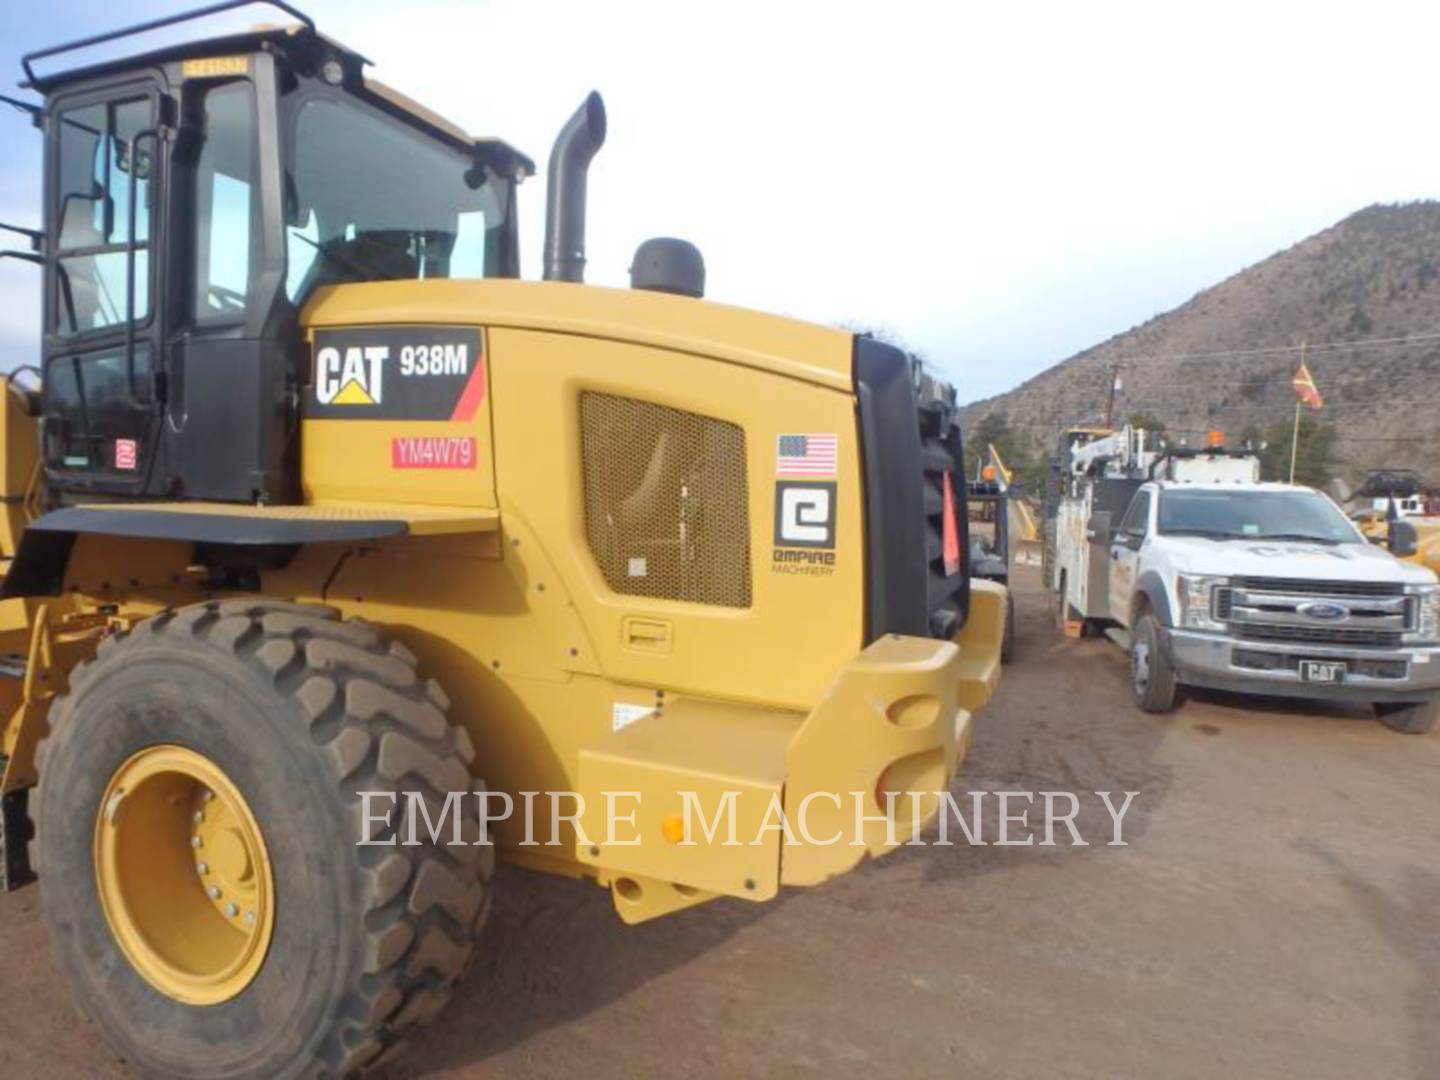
1293,359 -> 1323,409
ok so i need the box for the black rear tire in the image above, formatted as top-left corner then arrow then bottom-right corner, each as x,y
1374,695 -> 1439,734
1130,613 -> 1181,713
35,600 -> 491,1078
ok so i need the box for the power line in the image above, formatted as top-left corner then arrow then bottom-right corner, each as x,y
985,356 -> 1440,396
1059,328 -> 1440,367
962,329 -> 1440,405
983,416 -> 1440,443
1115,398 -> 1440,412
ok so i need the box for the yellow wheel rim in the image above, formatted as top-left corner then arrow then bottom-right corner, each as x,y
93,745 -> 275,1006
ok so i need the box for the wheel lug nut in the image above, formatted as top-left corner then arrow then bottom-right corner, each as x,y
207,885 -> 221,900
196,862 -> 209,876
193,810 -> 204,823
201,790 -> 214,802
225,903 -> 239,917
191,836 -> 203,848
245,911 -> 256,925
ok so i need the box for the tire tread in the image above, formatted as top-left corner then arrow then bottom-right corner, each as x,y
35,599 -> 490,1078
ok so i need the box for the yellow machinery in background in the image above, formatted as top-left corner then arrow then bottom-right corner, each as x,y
1355,509 -> 1440,574
980,441 -> 1041,563
0,5 -> 1005,1076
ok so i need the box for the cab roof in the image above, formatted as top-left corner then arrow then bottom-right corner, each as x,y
1150,480 -> 1316,493
20,4 -> 534,178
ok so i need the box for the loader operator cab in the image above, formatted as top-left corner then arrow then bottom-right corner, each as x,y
15,2 -> 532,505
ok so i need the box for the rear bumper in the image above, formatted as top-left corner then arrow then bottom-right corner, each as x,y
575,586 -> 1007,923
1167,628 -> 1440,704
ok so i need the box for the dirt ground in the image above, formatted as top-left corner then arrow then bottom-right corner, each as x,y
2,564 -> 1437,1079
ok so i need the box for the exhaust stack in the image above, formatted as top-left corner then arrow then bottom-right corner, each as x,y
543,91 -> 607,283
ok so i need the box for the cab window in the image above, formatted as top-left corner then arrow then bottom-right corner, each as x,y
54,97 -> 154,335
1118,490 -> 1152,539
284,95 -> 510,303
191,81 -> 260,323
44,343 -> 154,472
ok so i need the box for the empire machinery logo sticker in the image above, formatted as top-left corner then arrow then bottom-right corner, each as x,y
773,433 -> 838,576
309,326 -> 486,470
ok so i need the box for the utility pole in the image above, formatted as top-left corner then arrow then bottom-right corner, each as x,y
1103,362 -> 1123,429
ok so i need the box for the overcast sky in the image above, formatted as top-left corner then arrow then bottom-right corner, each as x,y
1,0 -> 1436,402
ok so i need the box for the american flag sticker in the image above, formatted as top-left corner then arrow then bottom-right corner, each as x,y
776,433 -> 838,477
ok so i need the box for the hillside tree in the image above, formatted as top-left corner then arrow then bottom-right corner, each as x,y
1240,416 -> 1336,487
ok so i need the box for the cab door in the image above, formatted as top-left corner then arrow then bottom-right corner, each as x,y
42,78 -> 167,491
164,59 -> 293,502
1108,488 -> 1151,627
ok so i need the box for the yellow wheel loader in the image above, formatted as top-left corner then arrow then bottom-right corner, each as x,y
0,4 -> 1005,1075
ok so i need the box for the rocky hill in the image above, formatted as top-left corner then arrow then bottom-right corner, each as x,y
959,202 -> 1440,486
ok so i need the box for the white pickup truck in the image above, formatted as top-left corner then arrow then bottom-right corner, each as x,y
1055,447 -> 1440,733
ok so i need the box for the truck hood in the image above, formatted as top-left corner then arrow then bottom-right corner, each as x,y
1160,536 -> 1439,586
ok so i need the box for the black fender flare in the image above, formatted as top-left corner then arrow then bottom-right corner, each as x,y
1133,570 -> 1176,628
1,508 -> 409,598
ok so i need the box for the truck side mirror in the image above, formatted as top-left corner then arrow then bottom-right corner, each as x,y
1086,512 -> 1111,545
1388,519 -> 1418,559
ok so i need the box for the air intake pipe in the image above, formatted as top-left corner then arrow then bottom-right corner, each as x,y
543,91 -> 607,283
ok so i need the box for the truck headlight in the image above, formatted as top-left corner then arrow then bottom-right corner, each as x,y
1176,574 -> 1228,631
1404,584 -> 1440,644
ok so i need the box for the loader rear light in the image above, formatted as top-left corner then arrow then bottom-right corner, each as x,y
661,813 -> 685,844
941,472 -> 961,577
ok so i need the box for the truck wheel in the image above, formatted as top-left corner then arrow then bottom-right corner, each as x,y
1001,590 -> 1016,664
1374,695 -> 1439,734
34,600 -> 491,1078
1130,613 -> 1180,713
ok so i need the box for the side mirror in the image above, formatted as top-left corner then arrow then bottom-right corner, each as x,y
1389,519 -> 1418,559
1086,512 -> 1111,545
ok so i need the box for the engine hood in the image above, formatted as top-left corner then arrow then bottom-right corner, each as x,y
302,279 -> 856,392
1161,536 -> 1439,586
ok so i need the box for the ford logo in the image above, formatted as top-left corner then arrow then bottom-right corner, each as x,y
1298,601 -> 1348,621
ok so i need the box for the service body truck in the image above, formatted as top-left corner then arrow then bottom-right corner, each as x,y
1049,429 -> 1440,733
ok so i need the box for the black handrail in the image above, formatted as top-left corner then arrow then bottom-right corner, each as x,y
123,128 -> 159,406
0,224 -> 43,252
22,0 -> 316,85
0,94 -> 43,121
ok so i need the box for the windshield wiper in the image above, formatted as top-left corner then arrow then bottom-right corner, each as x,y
1254,533 -> 1342,545
291,231 -> 372,281
1160,528 -> 1242,540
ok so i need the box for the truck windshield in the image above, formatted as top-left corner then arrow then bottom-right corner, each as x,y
286,95 -> 512,302
1157,489 -> 1361,544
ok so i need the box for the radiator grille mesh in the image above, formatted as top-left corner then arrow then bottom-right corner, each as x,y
579,392 -> 751,607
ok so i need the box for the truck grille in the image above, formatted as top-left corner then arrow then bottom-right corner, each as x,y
1230,576 -> 1405,598
1235,624 -> 1404,647
1216,579 -> 1412,648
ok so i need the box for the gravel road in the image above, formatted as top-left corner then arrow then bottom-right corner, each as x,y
3,564 -> 1435,1079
